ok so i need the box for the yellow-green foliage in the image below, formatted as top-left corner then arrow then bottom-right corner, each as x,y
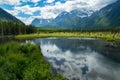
0,42 -> 66,80
16,32 -> 120,41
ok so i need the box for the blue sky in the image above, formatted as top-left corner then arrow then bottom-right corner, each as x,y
0,0 -> 117,25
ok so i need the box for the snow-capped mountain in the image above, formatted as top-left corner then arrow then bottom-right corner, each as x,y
55,9 -> 93,19
31,0 -> 120,29
31,9 -> 93,28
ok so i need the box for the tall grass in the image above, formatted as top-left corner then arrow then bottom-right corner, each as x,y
0,42 -> 66,80
16,32 -> 120,41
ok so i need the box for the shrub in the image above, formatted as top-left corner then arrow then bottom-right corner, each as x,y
0,42 -> 66,80
19,44 -> 39,54
0,46 -> 6,56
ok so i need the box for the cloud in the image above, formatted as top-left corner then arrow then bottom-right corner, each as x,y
16,16 -> 34,25
31,0 -> 40,3
0,0 -> 20,5
46,0 -> 55,3
18,15 -> 42,25
0,0 -> 40,5
20,0 -> 40,3
14,5 -> 39,15
13,5 -> 41,16
5,9 -> 19,16
1,0 -> 117,25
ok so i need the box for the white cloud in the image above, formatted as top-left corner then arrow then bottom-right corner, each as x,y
20,0 -> 40,3
46,0 -> 55,3
14,5 -> 40,15
31,0 -> 40,3
0,0 -> 20,5
16,15 -> 43,25
5,9 -> 19,16
17,16 -> 34,25
26,16 -> 41,25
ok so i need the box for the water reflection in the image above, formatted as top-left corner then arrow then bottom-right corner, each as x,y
0,37 -> 15,44
34,38 -> 120,80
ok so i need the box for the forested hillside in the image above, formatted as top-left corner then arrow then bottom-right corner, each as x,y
0,8 -> 23,24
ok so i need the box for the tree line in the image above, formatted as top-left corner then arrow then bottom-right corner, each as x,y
0,20 -> 119,36
0,20 -> 36,36
37,27 -> 120,33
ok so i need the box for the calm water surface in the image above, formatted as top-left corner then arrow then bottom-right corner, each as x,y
33,38 -> 120,80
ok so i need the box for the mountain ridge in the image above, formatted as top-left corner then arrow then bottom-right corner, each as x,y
31,0 -> 120,29
0,8 -> 23,24
31,9 -> 93,28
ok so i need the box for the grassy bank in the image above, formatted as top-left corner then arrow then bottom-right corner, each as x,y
0,42 -> 65,80
16,32 -> 120,41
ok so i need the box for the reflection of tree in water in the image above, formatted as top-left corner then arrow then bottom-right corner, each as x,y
95,42 -> 120,63
0,37 -> 16,44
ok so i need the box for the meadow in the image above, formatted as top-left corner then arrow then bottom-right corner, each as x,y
16,32 -> 120,41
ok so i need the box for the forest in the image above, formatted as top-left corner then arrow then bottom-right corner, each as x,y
0,20 -> 36,36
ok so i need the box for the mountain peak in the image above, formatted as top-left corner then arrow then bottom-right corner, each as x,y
70,9 -> 94,18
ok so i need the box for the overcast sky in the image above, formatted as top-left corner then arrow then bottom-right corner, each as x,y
0,0 -> 117,25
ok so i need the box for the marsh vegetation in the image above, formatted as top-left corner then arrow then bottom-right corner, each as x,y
16,32 -> 120,41
0,42 -> 65,80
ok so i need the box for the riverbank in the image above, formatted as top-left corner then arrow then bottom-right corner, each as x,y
16,32 -> 120,41
0,42 -> 65,80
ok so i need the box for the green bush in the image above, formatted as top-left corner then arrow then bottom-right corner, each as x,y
0,42 -> 66,80
0,46 -> 6,56
19,44 -> 38,54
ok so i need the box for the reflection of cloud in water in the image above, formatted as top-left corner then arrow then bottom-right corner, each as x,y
40,41 -> 120,80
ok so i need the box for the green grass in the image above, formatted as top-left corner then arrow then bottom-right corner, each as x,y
16,32 -> 120,41
0,42 -> 66,80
